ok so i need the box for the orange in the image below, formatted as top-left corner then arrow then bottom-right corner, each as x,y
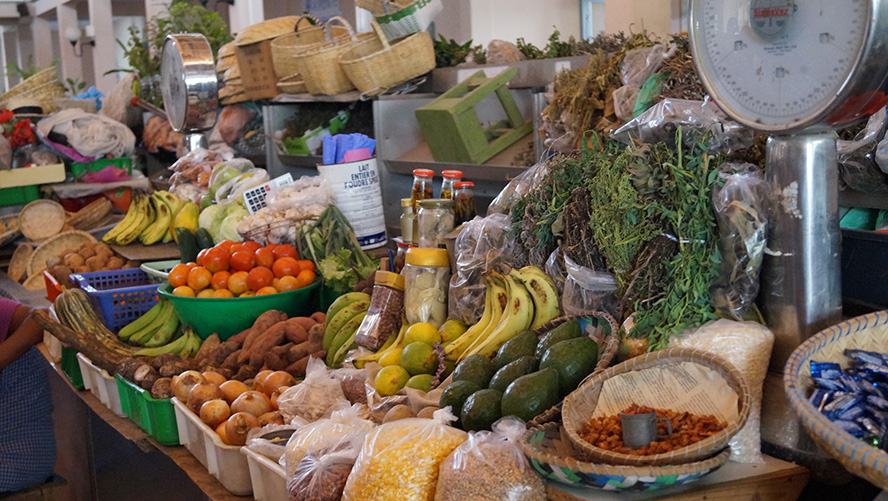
196,248 -> 209,267
239,291 -> 256,297
247,266 -> 274,291
256,286 -> 277,296
187,266 -> 212,291
173,285 -> 195,297
168,263 -> 191,288
228,271 -> 249,295
212,289 -> 235,298
197,288 -> 215,298
295,269 -> 316,288
230,251 -> 256,272
272,257 -> 299,278
272,277 -> 281,290
205,247 -> 230,273
255,247 -> 275,268
211,270 -> 231,290
297,259 -> 315,273
243,241 -> 262,253
276,275 -> 300,292
272,244 -> 298,260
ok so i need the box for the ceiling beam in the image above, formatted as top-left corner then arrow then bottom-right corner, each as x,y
33,0 -> 70,17
0,4 -> 29,19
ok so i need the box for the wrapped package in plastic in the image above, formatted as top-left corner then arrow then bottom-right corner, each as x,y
287,432 -> 361,501
613,85 -> 641,122
545,248 -> 566,296
562,255 -> 618,318
610,98 -> 753,154
488,162 -> 550,215
709,163 -> 770,321
435,417 -> 545,501
265,175 -> 334,215
620,44 -> 677,88
246,421 -> 306,461
669,319 -> 774,463
278,357 -> 347,423
342,408 -> 466,501
840,107 -> 888,193
280,402 -> 375,478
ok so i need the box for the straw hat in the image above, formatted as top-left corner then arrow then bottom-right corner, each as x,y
234,16 -> 303,46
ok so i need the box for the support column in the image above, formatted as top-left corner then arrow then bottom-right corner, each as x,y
0,28 -> 8,92
87,0 -> 115,95
30,16 -> 53,71
56,4 -> 83,85
228,0 -> 265,34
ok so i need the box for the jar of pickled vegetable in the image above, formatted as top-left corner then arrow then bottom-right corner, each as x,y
439,170 -> 463,199
417,199 -> 455,249
453,181 -> 476,224
411,168 -> 434,210
403,248 -> 451,328
399,198 -> 416,245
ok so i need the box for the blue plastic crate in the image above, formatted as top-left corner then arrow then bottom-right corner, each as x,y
70,269 -> 160,333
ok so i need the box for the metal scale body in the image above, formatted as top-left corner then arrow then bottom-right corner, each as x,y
690,0 -> 888,470
160,34 -> 219,153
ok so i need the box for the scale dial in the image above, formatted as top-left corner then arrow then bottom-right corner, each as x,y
160,34 -> 218,133
690,0 -> 888,132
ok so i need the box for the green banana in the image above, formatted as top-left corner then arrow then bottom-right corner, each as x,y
130,300 -> 174,345
143,310 -> 180,348
323,301 -> 370,351
330,335 -> 357,369
178,328 -> 201,358
326,311 -> 366,366
326,292 -> 371,324
118,300 -> 164,340
140,194 -> 173,245
133,330 -> 189,357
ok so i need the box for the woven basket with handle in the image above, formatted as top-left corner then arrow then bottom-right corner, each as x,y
562,347 -> 750,466
292,17 -> 374,96
270,14 -> 349,80
339,20 -> 435,98
784,310 -> 888,490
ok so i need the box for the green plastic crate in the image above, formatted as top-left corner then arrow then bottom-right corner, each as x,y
60,346 -> 85,390
70,157 -> 133,179
115,374 -> 180,445
0,184 -> 39,207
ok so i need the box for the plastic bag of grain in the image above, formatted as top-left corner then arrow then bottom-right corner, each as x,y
669,319 -> 774,463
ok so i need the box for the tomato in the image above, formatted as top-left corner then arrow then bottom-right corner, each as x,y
254,247 -> 275,268
205,247 -> 231,273
272,244 -> 298,260
242,241 -> 262,253
211,270 -> 231,290
212,289 -> 235,298
216,240 -> 236,251
197,288 -> 215,298
276,275 -> 300,292
187,267 -> 212,291
229,244 -> 250,255
168,264 -> 191,288
263,243 -> 278,254
230,251 -> 257,272
173,285 -> 195,297
247,266 -> 275,291
295,269 -> 316,288
255,286 -> 278,296
183,262 -> 198,272
196,248 -> 209,267
228,271 -> 249,295
271,257 -> 300,278
296,259 -> 315,273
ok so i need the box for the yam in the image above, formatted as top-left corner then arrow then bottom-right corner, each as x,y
65,253 -> 85,268
207,340 -> 240,367
232,310 -> 287,346
287,341 -> 311,363
263,350 -> 289,371
307,323 -> 324,345
310,312 -> 326,325
195,333 -> 221,362
234,364 -> 258,381
78,247 -> 97,260
85,255 -> 104,271
150,378 -> 174,399
239,321 -> 287,365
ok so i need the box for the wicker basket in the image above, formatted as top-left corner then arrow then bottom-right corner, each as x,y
10,82 -> 65,114
374,0 -> 444,42
292,17 -> 374,96
520,423 -> 730,492
784,310 -> 888,490
277,74 -> 308,95
356,0 -> 412,17
562,347 -> 751,466
270,14 -> 348,80
0,66 -> 59,104
339,21 -> 435,97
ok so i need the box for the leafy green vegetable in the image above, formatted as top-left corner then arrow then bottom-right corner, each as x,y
433,35 -> 475,68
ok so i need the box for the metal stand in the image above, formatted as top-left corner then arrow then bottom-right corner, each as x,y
182,133 -> 207,155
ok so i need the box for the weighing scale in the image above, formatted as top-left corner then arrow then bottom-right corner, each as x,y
160,34 -> 219,153
690,0 -> 888,475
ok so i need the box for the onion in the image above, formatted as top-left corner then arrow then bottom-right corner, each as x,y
225,412 -> 260,446
262,371 -> 296,397
215,421 -> 231,445
219,380 -> 250,404
270,386 -> 289,410
231,390 -> 272,417
202,371 -> 227,386
258,411 -> 284,426
172,370 -> 206,402
200,399 -> 231,428
252,369 -> 274,394
187,382 -> 224,414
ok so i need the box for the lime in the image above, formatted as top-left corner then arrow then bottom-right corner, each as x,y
400,342 -> 439,376
405,322 -> 442,346
375,365 -> 410,396
379,348 -> 403,367
439,319 -> 468,344
406,374 -> 435,392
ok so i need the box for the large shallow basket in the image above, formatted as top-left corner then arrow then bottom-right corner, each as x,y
520,422 -> 730,492
293,17 -> 374,96
270,14 -> 347,79
563,347 -> 750,466
784,310 -> 888,490
339,21 -> 435,97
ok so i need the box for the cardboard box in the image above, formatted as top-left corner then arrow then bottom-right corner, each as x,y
234,40 -> 280,101
0,163 -> 65,188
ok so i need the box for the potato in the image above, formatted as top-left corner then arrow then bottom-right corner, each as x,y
46,256 -> 62,269
107,257 -> 125,270
95,244 -> 112,258
83,241 -> 96,250
74,265 -> 90,274
85,255 -> 104,271
78,247 -> 97,260
64,253 -> 85,269
382,405 -> 415,423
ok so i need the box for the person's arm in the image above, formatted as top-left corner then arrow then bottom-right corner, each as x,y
0,305 -> 45,370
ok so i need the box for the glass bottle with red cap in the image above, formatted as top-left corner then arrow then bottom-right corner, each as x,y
439,170 -> 463,199
411,168 -> 434,211
453,181 -> 476,224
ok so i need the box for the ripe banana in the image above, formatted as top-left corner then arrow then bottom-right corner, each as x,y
326,311 -> 366,367
133,328 -> 190,357
130,300 -> 174,345
116,194 -> 156,245
323,300 -> 370,351
119,300 -> 164,340
152,190 -> 182,242
456,276 -> 508,361
462,272 -> 535,360
140,194 -> 173,245
326,292 -> 371,324
143,310 -> 181,348
445,276 -> 503,361
511,266 -> 561,329
103,193 -> 145,244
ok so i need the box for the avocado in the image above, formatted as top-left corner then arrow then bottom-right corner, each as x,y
439,380 -> 482,426
540,336 -> 599,397
453,354 -> 496,388
494,330 -> 539,370
461,389 -> 503,432
489,356 -> 537,393
501,368 -> 560,423
535,321 -> 582,359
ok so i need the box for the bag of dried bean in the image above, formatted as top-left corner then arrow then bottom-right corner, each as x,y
435,417 -> 545,501
281,402 -> 375,478
287,431 -> 362,501
342,408 -> 466,501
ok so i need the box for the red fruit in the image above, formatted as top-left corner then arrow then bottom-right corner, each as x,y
230,251 -> 256,272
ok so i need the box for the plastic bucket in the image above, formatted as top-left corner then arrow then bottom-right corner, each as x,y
317,157 -> 387,249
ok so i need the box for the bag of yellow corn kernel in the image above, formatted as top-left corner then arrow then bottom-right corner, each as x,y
342,408 -> 467,501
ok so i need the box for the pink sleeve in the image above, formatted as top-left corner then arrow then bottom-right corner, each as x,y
0,297 -> 21,343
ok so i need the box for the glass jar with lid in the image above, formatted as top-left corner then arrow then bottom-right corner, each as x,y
439,170 -> 463,199
453,181 -> 476,224
399,198 -> 416,245
354,270 -> 406,350
417,199 -> 455,248
393,237 -> 415,273
402,248 -> 451,328
411,168 -> 435,210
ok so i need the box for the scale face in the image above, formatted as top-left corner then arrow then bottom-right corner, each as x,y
690,0 -> 888,133
160,34 -> 218,134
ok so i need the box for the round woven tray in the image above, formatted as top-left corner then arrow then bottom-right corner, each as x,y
562,347 -> 750,466
520,422 -> 730,492
25,230 -> 97,278
784,310 -> 888,490
19,199 -> 66,241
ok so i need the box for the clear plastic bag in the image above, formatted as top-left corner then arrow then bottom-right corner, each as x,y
488,162 -> 550,215
435,417 -> 545,501
562,255 -> 618,318
668,320 -> 774,464
710,163 -> 770,320
278,357 -> 347,424
839,107 -> 888,193
620,44 -> 676,88
613,85 -> 641,122
342,408 -> 467,501
287,432 -> 361,501
246,422 -> 305,462
280,402 -> 375,478
545,248 -> 566,297
610,98 -> 753,154
266,175 -> 334,215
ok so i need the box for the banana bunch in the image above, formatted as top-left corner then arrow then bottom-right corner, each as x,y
119,299 -> 181,347
445,266 -> 560,362
103,191 -> 182,246
134,326 -> 202,358
322,292 -> 371,368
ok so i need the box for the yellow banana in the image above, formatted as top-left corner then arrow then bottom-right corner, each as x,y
116,194 -> 155,245
462,272 -> 534,360
140,194 -> 173,245
353,319 -> 408,368
444,277 -> 494,361
449,276 -> 508,362
512,266 -> 561,329
102,193 -> 144,244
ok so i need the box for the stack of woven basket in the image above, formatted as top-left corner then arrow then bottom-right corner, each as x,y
216,41 -> 245,105
0,66 -> 64,115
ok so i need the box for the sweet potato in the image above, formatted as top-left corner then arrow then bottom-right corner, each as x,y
282,318 -> 309,345
207,340 -> 240,367
248,327 -> 287,368
238,320 -> 286,364
194,333 -> 220,362
234,364 -> 258,381
263,350 -> 289,371
287,341 -> 311,363
223,349 -> 244,370
307,323 -> 325,345
285,350 -> 326,378
310,312 -> 326,325
290,317 -> 316,332
240,310 -> 288,350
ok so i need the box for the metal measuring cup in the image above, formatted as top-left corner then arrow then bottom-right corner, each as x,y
620,412 -> 673,449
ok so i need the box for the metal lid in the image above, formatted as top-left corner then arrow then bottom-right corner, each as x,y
454,181 -> 474,188
418,198 -> 454,209
405,248 -> 450,267
442,170 -> 463,179
375,270 -> 405,290
413,168 -> 434,178
401,198 -> 413,207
